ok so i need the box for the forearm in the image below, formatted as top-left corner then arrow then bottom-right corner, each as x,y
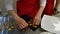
35,0 -> 46,17
36,6 -> 45,18
8,10 -> 23,23
5,0 -> 23,22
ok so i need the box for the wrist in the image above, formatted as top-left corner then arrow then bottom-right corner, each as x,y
35,14 -> 41,18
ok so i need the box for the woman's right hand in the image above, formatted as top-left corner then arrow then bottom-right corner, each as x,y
8,10 -> 28,29
17,19 -> 28,29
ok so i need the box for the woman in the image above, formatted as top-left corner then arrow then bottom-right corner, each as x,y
5,0 -> 46,30
4,0 -> 46,34
4,0 -> 56,34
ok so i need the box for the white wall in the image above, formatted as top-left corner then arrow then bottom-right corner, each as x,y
0,0 -> 16,13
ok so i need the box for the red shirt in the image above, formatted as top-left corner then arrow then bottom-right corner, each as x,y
16,0 -> 54,19
43,0 -> 54,15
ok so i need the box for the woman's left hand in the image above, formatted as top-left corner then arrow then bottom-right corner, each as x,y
33,16 -> 41,26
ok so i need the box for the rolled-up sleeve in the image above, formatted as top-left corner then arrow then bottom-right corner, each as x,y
4,0 -> 14,11
40,0 -> 46,7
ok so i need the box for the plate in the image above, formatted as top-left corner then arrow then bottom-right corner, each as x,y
41,15 -> 60,34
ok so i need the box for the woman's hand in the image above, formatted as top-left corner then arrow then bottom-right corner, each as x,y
8,10 -> 28,29
17,19 -> 28,29
32,6 -> 45,26
33,16 -> 41,26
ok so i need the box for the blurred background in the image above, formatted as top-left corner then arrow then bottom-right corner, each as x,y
0,0 -> 60,34
0,0 -> 16,13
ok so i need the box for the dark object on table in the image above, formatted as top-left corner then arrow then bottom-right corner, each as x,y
20,15 -> 40,31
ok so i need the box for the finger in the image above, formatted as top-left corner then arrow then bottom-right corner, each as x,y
26,23 -> 28,26
35,21 -> 40,25
21,22 -> 28,27
33,19 -> 36,25
32,19 -> 38,25
20,24 -> 26,29
35,20 -> 39,25
19,25 -> 23,29
22,22 -> 28,27
24,24 -> 28,28
35,18 -> 41,25
33,25 -> 37,28
22,24 -> 28,29
33,21 -> 38,26
18,23 -> 24,29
